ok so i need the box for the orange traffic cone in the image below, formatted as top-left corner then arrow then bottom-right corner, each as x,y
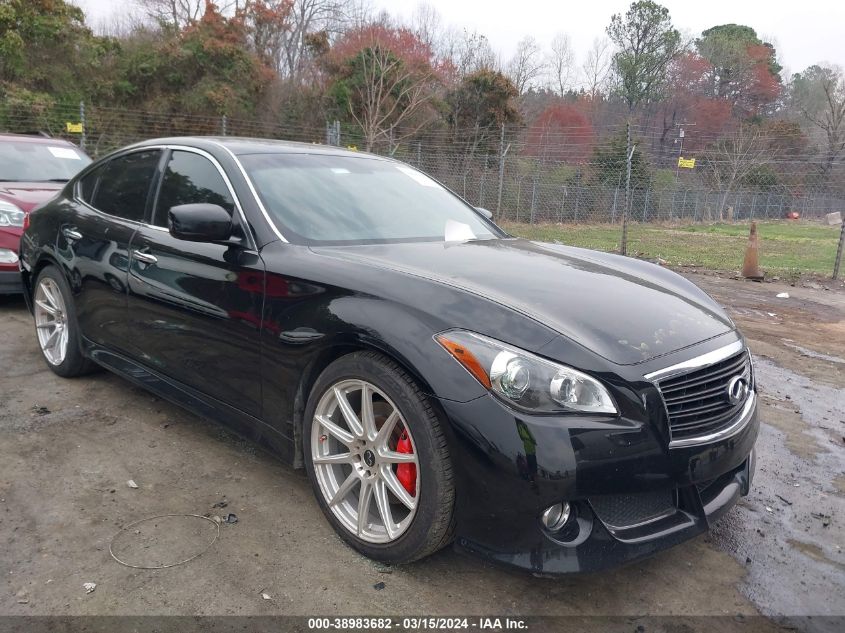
742,222 -> 764,281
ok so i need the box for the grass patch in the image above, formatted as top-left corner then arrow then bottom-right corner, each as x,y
500,221 -> 841,277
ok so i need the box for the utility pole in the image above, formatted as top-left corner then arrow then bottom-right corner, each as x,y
674,122 -> 696,179
621,120 -> 635,255
834,215 -> 845,280
79,101 -> 86,152
496,123 -> 511,219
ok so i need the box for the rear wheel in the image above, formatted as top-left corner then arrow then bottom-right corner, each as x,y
303,352 -> 455,563
33,266 -> 94,377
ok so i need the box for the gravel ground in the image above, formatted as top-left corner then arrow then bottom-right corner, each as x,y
0,272 -> 843,631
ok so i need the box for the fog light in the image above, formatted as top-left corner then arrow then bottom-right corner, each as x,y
541,502 -> 571,531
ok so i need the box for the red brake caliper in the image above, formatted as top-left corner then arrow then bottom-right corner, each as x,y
395,430 -> 416,496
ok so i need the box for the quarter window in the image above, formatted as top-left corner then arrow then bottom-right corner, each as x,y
78,167 -> 101,205
89,150 -> 161,222
153,151 -> 235,227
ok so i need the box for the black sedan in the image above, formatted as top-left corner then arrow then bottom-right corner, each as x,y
18,137 -> 758,573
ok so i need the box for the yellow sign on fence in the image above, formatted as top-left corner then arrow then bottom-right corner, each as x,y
66,122 -> 84,133
678,157 -> 696,169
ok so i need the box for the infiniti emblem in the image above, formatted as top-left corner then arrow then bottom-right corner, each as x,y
726,376 -> 749,405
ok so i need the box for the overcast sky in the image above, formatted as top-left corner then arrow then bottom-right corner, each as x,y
75,0 -> 844,76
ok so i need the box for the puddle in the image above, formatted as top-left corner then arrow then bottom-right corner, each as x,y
727,306 -> 781,322
787,539 -> 845,573
782,340 -> 845,366
709,357 -> 845,627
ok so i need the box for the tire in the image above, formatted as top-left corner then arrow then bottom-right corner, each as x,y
303,351 -> 455,564
32,266 -> 95,377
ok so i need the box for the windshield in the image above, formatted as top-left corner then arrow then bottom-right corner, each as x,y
0,140 -> 91,181
240,153 -> 500,245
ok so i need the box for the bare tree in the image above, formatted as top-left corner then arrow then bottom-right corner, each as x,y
270,0 -> 349,80
347,46 -> 437,152
134,0 -> 233,28
582,37 -> 613,99
440,28 -> 497,77
705,124 -> 776,218
506,36 -> 545,95
336,0 -> 376,31
791,64 -> 845,184
243,1 -> 296,74
409,2 -> 442,53
92,5 -> 149,37
546,33 -> 575,96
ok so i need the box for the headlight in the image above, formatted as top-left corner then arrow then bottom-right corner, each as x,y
0,248 -> 19,264
0,200 -> 25,228
435,330 -> 617,414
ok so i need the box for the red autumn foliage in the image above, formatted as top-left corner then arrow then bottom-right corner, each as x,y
671,53 -> 711,96
329,24 -> 436,73
744,44 -> 781,111
524,103 -> 595,163
686,98 -> 733,149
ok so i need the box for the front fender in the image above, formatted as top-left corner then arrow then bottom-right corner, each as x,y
259,292 -> 491,449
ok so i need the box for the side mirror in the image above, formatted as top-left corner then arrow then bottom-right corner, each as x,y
168,203 -> 232,242
475,207 -> 493,220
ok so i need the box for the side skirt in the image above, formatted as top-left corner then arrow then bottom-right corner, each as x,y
82,338 -> 296,465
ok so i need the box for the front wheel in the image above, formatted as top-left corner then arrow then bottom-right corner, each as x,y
303,351 -> 455,564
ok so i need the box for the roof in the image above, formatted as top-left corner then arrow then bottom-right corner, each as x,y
131,136 -> 381,159
0,133 -> 78,146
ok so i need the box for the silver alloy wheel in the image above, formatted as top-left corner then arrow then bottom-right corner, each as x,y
34,277 -> 69,366
311,379 -> 420,544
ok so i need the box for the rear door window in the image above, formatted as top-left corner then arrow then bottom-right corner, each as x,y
89,150 -> 161,222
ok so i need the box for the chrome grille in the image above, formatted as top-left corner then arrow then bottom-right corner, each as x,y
656,349 -> 751,441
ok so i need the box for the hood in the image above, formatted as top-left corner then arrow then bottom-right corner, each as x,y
0,182 -> 63,212
310,238 -> 734,366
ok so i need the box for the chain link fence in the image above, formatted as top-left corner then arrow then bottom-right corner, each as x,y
414,154 -> 844,225
3,100 -> 843,276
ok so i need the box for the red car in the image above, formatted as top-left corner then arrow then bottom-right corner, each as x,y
0,134 -> 91,294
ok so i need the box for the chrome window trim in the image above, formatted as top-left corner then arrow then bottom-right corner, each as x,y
643,340 -> 745,382
73,144 -> 257,250
153,145 -> 257,250
206,140 -> 289,244
667,391 -> 756,449
73,147 -> 163,226
75,197 -> 146,229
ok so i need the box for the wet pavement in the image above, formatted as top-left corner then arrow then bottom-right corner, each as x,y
711,359 -> 844,624
695,274 -> 845,630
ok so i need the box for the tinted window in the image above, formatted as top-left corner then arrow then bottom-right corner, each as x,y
240,154 -> 498,245
153,151 -> 235,227
92,150 -> 161,222
0,140 -> 90,181
78,166 -> 101,204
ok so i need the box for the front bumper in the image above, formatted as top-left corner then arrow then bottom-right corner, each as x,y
0,269 -> 22,294
439,390 -> 758,574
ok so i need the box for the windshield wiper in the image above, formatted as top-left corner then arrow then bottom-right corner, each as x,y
41,178 -> 69,183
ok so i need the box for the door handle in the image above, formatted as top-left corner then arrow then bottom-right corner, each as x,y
132,249 -> 158,265
62,227 -> 83,241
